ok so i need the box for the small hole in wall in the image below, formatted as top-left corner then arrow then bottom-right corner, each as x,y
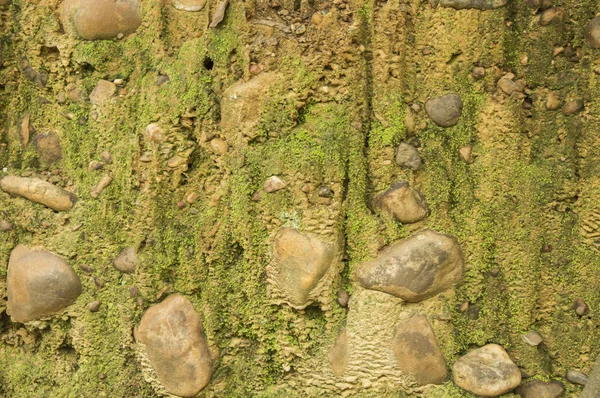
203,57 -> 214,70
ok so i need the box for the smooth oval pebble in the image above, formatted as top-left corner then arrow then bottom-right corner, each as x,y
7,245 -> 82,323
567,369 -> 588,386
425,93 -> 463,127
65,0 -> 142,40
172,0 -> 206,11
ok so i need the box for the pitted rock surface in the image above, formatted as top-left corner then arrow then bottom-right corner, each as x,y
374,182 -> 429,224
355,229 -> 464,302
7,245 -> 82,323
425,93 -> 463,127
270,228 -> 335,307
391,315 -> 447,386
135,294 -> 213,397
453,344 -> 521,397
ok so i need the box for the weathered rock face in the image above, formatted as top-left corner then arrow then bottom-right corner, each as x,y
395,143 -> 421,170
391,315 -> 447,386
425,93 -> 463,127
7,245 -> 82,323
61,0 -> 142,40
113,247 -> 137,273
220,73 -> 278,139
515,380 -> 565,398
374,182 -> 429,224
172,0 -> 206,11
355,229 -> 464,302
587,17 -> 600,48
0,176 -> 77,211
90,79 -> 117,106
34,133 -> 62,164
453,344 -> 521,397
328,328 -> 348,377
135,294 -> 213,397
270,228 -> 335,307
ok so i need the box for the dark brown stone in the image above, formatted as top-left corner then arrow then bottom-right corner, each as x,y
113,247 -> 137,273
34,132 -> 62,164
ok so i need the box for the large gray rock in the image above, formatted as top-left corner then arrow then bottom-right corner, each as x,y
61,0 -> 142,40
425,93 -> 463,127
453,344 -> 521,397
516,380 -> 564,398
7,245 -> 82,323
374,182 -> 429,224
271,228 -> 335,307
392,315 -> 447,385
0,175 -> 77,211
355,229 -> 464,302
135,294 -> 214,397
587,17 -> 600,49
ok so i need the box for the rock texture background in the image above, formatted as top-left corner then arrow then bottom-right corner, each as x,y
0,0 -> 599,397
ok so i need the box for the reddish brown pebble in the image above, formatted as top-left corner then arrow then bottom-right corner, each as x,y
574,298 -> 590,316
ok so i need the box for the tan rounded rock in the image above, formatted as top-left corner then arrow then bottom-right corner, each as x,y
113,247 -> 137,273
135,294 -> 213,397
0,175 -> 77,211
210,138 -> 228,155
392,315 -> 447,386
271,228 -> 335,307
7,245 -> 82,323
355,229 -> 464,302
546,92 -> 561,110
62,0 -> 142,40
453,344 -> 521,397
172,0 -> 206,11
90,79 -> 116,106
374,182 -> 429,224
264,176 -> 286,193
586,17 -> 600,48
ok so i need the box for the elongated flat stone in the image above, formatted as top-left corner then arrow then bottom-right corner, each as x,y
0,175 -> 76,211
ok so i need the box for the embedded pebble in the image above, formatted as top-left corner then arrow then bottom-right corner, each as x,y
563,99 -> 584,115
355,229 -> 464,302
546,92 -> 561,110
135,294 -> 214,397
88,160 -> 104,171
62,0 -> 142,40
374,181 -> 429,224
0,219 -> 13,231
459,145 -> 472,163
472,66 -> 486,80
172,0 -> 206,11
7,245 -> 82,323
264,176 -> 286,193
210,138 -> 228,155
425,93 -> 463,127
453,344 -> 521,397
271,228 -> 335,307
100,151 -> 113,164
566,370 -> 588,386
392,315 -> 447,385
113,247 -> 137,273
328,328 -> 348,376
144,123 -> 165,143
90,80 -> 116,106
497,75 -> 524,95
431,0 -> 508,10
34,133 -> 62,164
90,175 -> 112,198
317,185 -> 334,198
0,175 -> 77,211
574,298 -> 590,316
587,17 -> 600,48
539,7 -> 564,25
395,142 -> 421,170
337,288 -> 349,307
515,380 -> 565,398
86,300 -> 102,312
521,330 -> 543,346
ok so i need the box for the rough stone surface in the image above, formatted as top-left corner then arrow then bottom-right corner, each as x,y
374,182 -> 429,224
7,245 -> 82,323
425,93 -> 463,127
135,294 -> 213,397
34,133 -> 62,164
0,219 -> 13,231
0,175 -> 76,211
172,0 -> 206,11
391,315 -> 447,386
453,344 -> 521,397
515,380 -> 565,398
581,354 -> 600,398
395,143 -> 421,170
328,328 -> 348,377
539,7 -> 564,25
271,228 -> 335,307
521,330 -> 543,346
546,92 -> 561,110
574,298 -> 590,316
587,17 -> 600,49
62,0 -> 142,40
459,145 -> 472,163
264,176 -> 286,193
563,99 -> 584,115
497,76 -> 524,95
355,229 -> 464,302
113,247 -> 137,273
90,80 -> 117,106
